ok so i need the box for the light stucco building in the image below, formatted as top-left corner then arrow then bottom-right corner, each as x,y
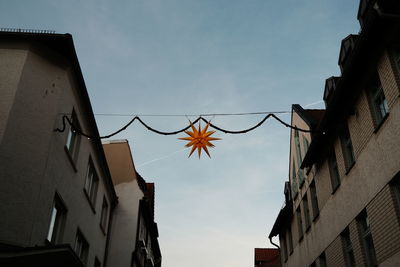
269,0 -> 400,266
103,140 -> 161,267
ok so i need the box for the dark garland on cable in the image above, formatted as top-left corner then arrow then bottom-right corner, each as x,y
54,114 -> 316,139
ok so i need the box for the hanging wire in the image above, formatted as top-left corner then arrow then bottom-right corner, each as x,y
54,113 -> 316,139
93,110 -> 291,117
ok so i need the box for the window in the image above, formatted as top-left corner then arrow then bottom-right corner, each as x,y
357,210 -> 377,267
296,207 -> 303,241
341,228 -> 355,267
291,162 -> 299,198
294,129 -> 302,163
100,197 -> 109,232
303,195 -> 311,231
393,48 -> 400,74
303,136 -> 310,154
75,230 -> 89,265
94,257 -> 101,267
319,252 -> 327,267
287,226 -> 293,254
65,110 -> 81,159
84,159 -> 99,208
310,181 -> 319,219
294,129 -> 305,186
391,173 -> 400,214
368,82 -> 389,127
328,150 -> 340,192
340,125 -> 355,171
280,233 -> 288,262
46,194 -> 66,244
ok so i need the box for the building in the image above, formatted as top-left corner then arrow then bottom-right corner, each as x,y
254,248 -> 281,267
103,140 -> 161,267
0,30 -> 118,266
0,30 -> 161,267
269,0 -> 400,266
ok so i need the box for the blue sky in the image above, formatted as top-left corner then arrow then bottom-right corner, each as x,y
1,1 -> 360,266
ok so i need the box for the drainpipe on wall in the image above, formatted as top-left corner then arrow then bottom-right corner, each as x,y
269,236 -> 280,250
269,236 -> 281,266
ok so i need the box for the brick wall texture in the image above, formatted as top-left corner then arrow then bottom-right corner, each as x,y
367,185 -> 400,263
325,235 -> 345,267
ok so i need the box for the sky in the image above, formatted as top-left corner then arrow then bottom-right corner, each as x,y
1,1 -> 360,266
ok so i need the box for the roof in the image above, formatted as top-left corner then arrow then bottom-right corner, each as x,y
254,248 -> 280,266
269,202 -> 292,238
0,30 -> 118,205
302,2 -> 400,168
292,104 -> 325,132
306,109 -> 325,125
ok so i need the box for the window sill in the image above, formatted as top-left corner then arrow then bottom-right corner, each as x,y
373,112 -> 389,133
64,146 -> 77,172
345,161 -> 355,175
83,189 -> 96,214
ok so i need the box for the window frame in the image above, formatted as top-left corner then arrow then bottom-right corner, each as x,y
328,149 -> 341,193
75,229 -> 89,265
303,194 -> 311,231
64,109 -> 81,169
46,193 -> 67,244
390,172 -> 400,219
341,228 -> 356,267
319,252 -> 327,267
309,181 -> 319,220
291,162 -> 299,199
84,158 -> 99,212
339,125 -> 355,172
368,82 -> 389,130
100,197 -> 109,234
296,207 -> 304,241
357,210 -> 377,267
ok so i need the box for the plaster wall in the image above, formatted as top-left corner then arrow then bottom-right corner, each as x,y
0,46 -> 27,144
106,180 -> 143,267
0,43 -> 112,267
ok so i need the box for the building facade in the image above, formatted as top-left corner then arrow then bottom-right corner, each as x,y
0,31 -> 161,267
103,140 -> 161,267
269,0 -> 400,266
0,31 -> 118,266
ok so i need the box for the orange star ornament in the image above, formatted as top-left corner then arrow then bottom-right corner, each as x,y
179,120 -> 221,158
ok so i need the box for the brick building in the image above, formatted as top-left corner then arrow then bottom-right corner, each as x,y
269,0 -> 400,266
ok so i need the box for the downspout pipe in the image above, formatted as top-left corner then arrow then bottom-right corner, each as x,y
269,236 -> 280,250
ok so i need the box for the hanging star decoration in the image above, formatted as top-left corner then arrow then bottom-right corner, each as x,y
179,120 -> 221,158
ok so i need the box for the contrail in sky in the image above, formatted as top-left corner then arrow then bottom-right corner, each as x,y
137,147 -> 190,168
